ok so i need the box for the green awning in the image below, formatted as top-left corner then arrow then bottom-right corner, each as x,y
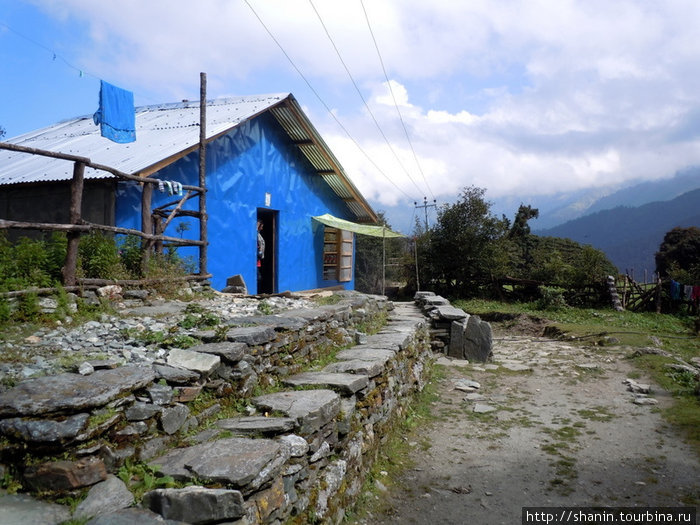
312,213 -> 404,238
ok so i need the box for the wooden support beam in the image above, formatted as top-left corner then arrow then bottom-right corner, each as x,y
199,72 -> 209,277
62,161 -> 85,286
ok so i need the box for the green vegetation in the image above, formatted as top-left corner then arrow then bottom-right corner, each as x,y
117,459 -> 176,502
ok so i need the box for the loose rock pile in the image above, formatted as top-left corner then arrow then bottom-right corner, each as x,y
0,288 -> 432,524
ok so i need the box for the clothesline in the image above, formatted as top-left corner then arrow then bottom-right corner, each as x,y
669,279 -> 700,303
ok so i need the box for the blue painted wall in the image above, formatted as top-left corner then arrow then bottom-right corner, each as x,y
116,112 -> 357,292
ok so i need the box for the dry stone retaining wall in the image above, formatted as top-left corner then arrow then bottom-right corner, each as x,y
0,292 -> 432,524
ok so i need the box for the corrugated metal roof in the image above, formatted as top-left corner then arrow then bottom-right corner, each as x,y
0,93 -> 377,223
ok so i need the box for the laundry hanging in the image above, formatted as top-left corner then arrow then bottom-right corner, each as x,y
93,80 -> 136,143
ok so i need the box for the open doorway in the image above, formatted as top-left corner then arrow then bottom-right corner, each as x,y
256,208 -> 277,294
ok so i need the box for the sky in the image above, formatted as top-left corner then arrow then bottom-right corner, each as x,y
2,0 -> 700,233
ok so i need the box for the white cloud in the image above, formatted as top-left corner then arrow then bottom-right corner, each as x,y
25,0 -> 700,210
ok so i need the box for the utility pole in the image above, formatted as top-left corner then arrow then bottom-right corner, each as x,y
414,196 -> 437,230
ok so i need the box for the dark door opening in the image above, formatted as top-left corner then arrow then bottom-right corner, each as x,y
256,208 -> 277,294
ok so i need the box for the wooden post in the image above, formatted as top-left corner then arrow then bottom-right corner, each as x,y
62,161 -> 85,286
655,277 -> 662,314
198,72 -> 208,276
141,181 -> 153,269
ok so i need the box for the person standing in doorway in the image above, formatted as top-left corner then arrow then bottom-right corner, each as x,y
257,219 -> 265,285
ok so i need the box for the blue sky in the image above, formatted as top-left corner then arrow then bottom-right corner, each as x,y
2,0 -> 700,233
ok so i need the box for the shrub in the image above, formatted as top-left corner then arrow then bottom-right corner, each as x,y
78,232 -> 124,279
536,286 -> 568,310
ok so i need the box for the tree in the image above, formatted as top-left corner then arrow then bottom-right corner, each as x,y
655,226 -> 700,282
426,186 -> 509,296
0,125 -> 5,139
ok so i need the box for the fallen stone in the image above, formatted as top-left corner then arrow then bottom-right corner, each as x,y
0,413 -> 90,444
624,378 -> 651,394
473,403 -> 497,414
217,416 -> 296,436
435,356 -> 470,367
252,389 -> 340,436
143,485 -> 245,524
0,365 -> 156,417
24,457 -> 107,492
454,379 -> 481,392
0,491 -> 72,525
166,349 -> 220,375
283,371 -> 369,395
632,395 -> 658,406
79,362 -> 95,375
74,475 -> 134,521
151,437 -> 289,492
463,393 -> 486,402
501,363 -> 531,372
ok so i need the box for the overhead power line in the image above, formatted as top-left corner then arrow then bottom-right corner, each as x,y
243,0 -> 417,202
359,0 -> 436,202
307,0 -> 426,199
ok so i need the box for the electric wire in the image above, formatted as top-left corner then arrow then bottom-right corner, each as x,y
359,0 -> 436,202
307,0 -> 426,200
242,0 -> 416,202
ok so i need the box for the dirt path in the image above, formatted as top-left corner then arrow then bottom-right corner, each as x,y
353,330 -> 699,524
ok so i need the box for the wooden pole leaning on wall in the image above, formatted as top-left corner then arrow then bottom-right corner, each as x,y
62,161 -> 85,286
198,72 -> 208,277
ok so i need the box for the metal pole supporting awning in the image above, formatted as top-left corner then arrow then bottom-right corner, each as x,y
312,214 -> 404,295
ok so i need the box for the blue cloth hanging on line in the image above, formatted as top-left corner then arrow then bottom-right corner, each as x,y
93,80 -> 136,143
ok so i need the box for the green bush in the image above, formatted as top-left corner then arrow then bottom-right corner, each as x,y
78,232 -> 124,279
536,286 -> 568,310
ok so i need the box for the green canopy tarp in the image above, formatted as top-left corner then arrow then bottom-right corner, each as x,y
312,213 -> 404,238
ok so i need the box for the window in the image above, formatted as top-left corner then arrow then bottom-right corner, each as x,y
322,227 -> 353,282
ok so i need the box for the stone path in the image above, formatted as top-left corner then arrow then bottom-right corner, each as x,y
355,333 -> 700,524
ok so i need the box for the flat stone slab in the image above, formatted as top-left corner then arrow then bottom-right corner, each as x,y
0,491 -> 72,525
335,347 -> 395,366
151,437 -> 289,491
152,363 -> 200,384
167,348 -> 220,374
143,486 -> 245,524
0,365 -> 156,417
434,305 -> 468,320
225,326 -> 276,345
186,341 -> 247,362
473,403 -> 497,414
283,372 -> 369,395
323,359 -> 385,378
0,413 -> 90,443
252,389 -> 340,436
217,416 -> 296,435
226,315 -> 308,331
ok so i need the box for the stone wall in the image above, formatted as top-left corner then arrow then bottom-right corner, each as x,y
415,291 -> 493,362
0,292 -> 432,524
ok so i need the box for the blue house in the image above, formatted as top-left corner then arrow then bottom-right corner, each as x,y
0,94 -> 378,293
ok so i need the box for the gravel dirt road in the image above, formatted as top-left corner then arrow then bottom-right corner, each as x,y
353,325 -> 699,525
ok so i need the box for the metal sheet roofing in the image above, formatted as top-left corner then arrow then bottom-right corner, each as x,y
0,93 -> 376,223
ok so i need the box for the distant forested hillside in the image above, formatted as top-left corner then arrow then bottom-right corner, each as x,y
535,188 -> 700,277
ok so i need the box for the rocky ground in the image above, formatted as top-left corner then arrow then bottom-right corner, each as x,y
0,290 -> 314,389
353,325 -> 700,524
